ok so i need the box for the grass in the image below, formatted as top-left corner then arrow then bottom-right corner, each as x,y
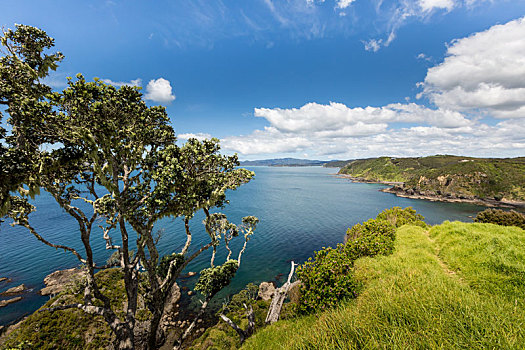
243,223 -> 525,349
0,269 -> 127,350
339,155 -> 525,201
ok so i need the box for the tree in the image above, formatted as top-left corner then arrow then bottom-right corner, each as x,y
1,25 -> 258,349
0,24 -> 63,218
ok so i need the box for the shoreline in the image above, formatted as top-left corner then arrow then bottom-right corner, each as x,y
334,174 -> 525,209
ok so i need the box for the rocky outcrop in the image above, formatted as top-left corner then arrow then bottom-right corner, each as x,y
258,282 -> 276,301
0,277 -> 10,283
40,268 -> 86,296
0,297 -> 22,308
0,284 -> 27,296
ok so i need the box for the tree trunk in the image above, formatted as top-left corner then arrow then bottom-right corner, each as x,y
113,323 -> 135,350
220,303 -> 255,345
265,261 -> 296,324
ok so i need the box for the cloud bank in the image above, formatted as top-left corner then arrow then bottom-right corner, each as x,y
223,17 -> 525,159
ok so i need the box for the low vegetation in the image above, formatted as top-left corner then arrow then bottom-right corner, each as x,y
4,207 -> 524,350
474,208 -> 525,230
1,269 -> 128,349
243,221 -> 525,349
339,155 -> 525,203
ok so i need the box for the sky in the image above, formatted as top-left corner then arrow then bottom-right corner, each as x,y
2,0 -> 525,160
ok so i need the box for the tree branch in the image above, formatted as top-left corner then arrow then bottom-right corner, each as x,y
17,220 -> 86,263
265,261 -> 296,324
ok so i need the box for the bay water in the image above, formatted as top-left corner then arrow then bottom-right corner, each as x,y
0,166 -> 486,326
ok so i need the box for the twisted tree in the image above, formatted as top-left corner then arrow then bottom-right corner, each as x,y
1,25 -> 258,350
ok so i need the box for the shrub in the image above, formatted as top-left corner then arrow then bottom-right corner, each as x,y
375,206 -> 427,228
296,244 -> 360,314
297,215 -> 401,314
345,219 -> 396,260
474,209 -> 525,230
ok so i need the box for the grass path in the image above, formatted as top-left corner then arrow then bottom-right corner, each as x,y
243,223 -> 525,350
423,229 -> 461,280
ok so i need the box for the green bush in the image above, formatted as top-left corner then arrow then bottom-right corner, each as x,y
474,209 -> 525,230
296,244 -> 360,314
345,218 -> 396,259
375,206 -> 427,228
297,217 -> 398,314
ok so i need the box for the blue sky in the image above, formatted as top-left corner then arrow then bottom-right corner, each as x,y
2,0 -> 525,160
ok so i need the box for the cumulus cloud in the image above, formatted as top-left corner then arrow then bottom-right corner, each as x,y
221,101 -> 480,157
421,16 -> 525,118
221,17 -> 525,159
178,132 -> 212,141
144,78 -> 176,103
101,78 -> 142,87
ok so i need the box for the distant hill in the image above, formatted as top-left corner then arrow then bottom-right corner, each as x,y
338,155 -> 525,206
322,159 -> 354,168
240,158 -> 340,167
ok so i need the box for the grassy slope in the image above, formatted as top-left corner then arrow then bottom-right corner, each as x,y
338,156 -> 525,201
243,223 -> 525,349
0,269 -> 148,350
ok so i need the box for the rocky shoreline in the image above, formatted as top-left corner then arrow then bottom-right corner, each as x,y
335,174 -> 525,209
382,186 -> 525,208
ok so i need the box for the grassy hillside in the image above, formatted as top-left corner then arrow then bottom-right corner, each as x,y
243,222 -> 525,349
339,155 -> 525,203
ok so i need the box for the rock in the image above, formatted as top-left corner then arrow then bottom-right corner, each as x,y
199,328 -> 205,333
0,297 -> 23,308
161,282 -> 181,318
0,284 -> 27,296
39,268 -> 86,296
0,277 -> 10,283
180,271 -> 197,279
187,290 -> 194,296
258,282 -> 276,301
197,318 -> 202,323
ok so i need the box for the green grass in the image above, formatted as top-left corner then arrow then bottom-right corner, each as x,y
243,223 -> 525,349
0,269 -> 131,350
339,155 -> 525,201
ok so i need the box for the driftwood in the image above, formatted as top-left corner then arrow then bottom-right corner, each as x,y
219,303 -> 255,344
265,261 -> 296,324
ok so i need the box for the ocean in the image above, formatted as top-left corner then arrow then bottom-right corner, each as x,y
0,166 -> 486,326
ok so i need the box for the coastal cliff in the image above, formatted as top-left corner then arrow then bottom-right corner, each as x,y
338,155 -> 525,207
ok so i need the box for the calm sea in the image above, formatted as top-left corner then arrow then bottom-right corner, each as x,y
0,166 -> 486,326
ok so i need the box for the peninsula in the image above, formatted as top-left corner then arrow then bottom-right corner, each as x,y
338,155 -> 525,207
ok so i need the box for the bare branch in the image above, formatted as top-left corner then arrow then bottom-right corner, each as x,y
265,261 -> 296,324
219,304 -> 255,345
17,220 -> 86,263
180,217 -> 192,256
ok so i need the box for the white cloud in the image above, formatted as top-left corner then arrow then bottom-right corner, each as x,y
363,39 -> 382,52
419,0 -> 455,12
101,78 -> 142,87
421,16 -> 525,118
144,78 -> 176,103
178,132 -> 212,141
222,101 -> 480,157
336,0 -> 356,9
221,15 -> 525,159
364,0 -> 462,52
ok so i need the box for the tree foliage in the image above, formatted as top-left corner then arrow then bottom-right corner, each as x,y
1,25 -> 258,350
